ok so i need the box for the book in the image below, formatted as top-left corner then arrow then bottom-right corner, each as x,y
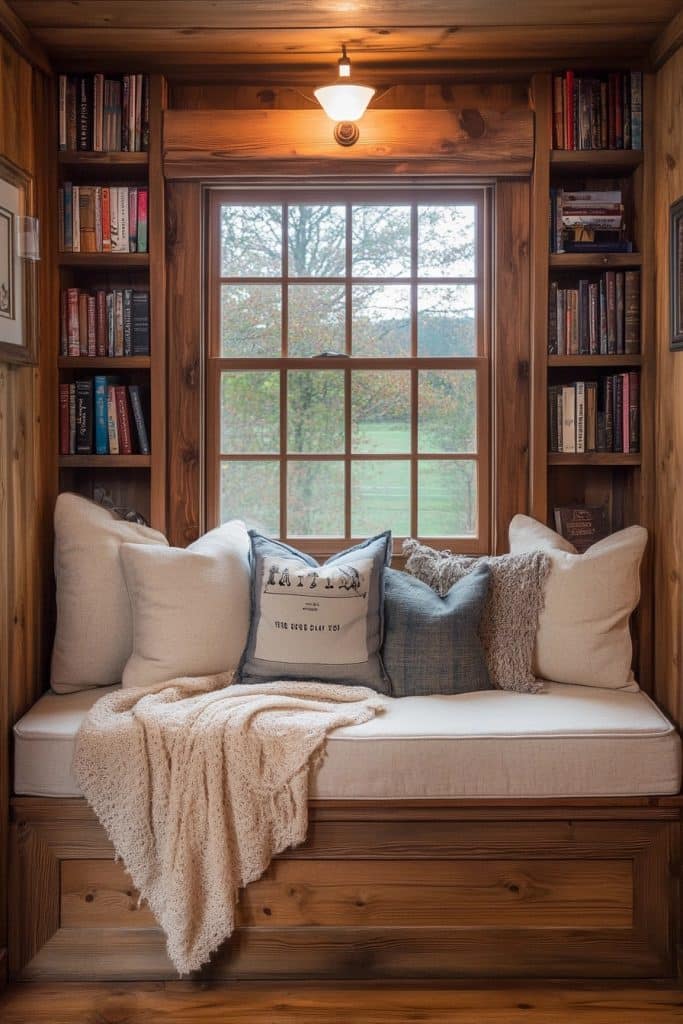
575,380 -> 585,453
66,77 -> 78,150
129,384 -> 150,454
77,76 -> 92,151
67,288 -> 79,356
628,370 -> 640,453
58,75 -> 67,150
114,386 -> 133,454
63,182 -> 73,252
561,385 -> 576,453
69,383 -> 76,453
71,184 -> 80,252
59,383 -> 70,455
78,292 -> 88,355
554,505 -> 610,552
137,188 -> 148,253
107,387 -> 119,454
123,288 -> 133,356
86,294 -> 96,356
96,290 -> 107,357
94,375 -> 109,454
75,378 -> 93,453
625,270 -> 640,353
78,186 -> 97,253
132,290 -> 150,355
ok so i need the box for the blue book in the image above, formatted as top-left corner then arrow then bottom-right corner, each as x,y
94,375 -> 109,454
63,181 -> 73,252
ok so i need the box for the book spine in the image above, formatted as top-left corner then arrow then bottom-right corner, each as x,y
69,384 -> 76,454
586,381 -> 597,451
57,187 -> 65,252
78,292 -> 88,355
115,385 -> 133,454
122,75 -> 130,151
631,71 -> 642,150
86,294 -> 97,356
93,73 -> 104,152
136,188 -> 148,253
575,381 -> 585,453
604,375 -> 614,451
566,71 -> 575,151
60,289 -> 68,356
548,385 -> 559,452
66,77 -> 78,150
118,187 -> 130,253
109,186 -> 119,252
123,288 -> 133,356
132,291 -> 150,355
615,71 -> 623,149
578,279 -> 589,354
606,271 -> 616,354
63,182 -> 73,252
562,384 -> 576,453
71,184 -> 80,252
115,290 -> 124,356
75,378 -> 93,453
78,186 -> 95,253
94,185 -> 103,252
142,75 -> 151,151
107,386 -> 119,454
58,75 -> 67,150
77,76 -> 91,150
59,383 -> 70,455
623,71 -> 631,151
128,186 -> 138,252
624,269 -> 640,354
600,80 -> 608,149
599,275 -> 607,354
557,288 -> 566,355
106,292 -> 114,357
613,374 -> 623,452
548,281 -> 558,354
128,74 -> 137,153
553,75 -> 564,149
67,287 -> 80,356
629,371 -> 640,452
101,186 -> 111,251
621,372 -> 630,453
135,73 -> 143,152
615,271 -> 625,355
128,384 -> 150,454
589,282 -> 599,354
94,375 -> 109,454
95,289 -> 107,357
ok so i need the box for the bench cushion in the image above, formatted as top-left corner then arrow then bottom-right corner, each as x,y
14,682 -> 681,799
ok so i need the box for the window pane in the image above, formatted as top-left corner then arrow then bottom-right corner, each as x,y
288,461 -> 344,537
221,371 -> 279,454
221,284 -> 281,357
221,461 -> 279,535
417,284 -> 476,356
221,205 -> 282,277
288,371 -> 345,454
352,461 -> 410,536
352,285 -> 411,357
418,460 -> 477,537
288,205 -> 345,277
418,370 -> 477,454
352,371 -> 410,453
418,204 -> 476,278
288,284 -> 345,356
352,205 -> 411,277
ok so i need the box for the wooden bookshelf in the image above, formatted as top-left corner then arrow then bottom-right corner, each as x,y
55,73 -> 167,532
530,70 -> 654,691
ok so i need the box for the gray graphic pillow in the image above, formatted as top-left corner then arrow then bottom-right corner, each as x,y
239,531 -> 392,694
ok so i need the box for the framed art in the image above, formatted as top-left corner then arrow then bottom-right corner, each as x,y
671,196 -> 683,349
0,155 -> 38,365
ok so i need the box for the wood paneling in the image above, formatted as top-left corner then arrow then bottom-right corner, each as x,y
0,0 -> 49,71
653,46 -> 683,731
0,29 -> 55,991
7,2 -> 680,70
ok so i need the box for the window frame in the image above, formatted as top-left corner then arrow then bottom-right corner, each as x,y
205,184 -> 492,556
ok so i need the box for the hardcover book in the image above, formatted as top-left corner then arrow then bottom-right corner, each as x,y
553,505 -> 610,553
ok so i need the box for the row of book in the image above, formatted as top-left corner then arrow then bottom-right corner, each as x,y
550,188 -> 632,254
58,184 -> 148,254
58,74 -> 150,153
548,271 -> 640,356
548,374 -> 639,454
59,379 -> 150,456
552,71 -> 642,151
60,288 -> 150,358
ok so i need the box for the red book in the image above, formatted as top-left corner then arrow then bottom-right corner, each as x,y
565,71 -> 575,151
59,383 -> 70,455
67,287 -> 80,356
78,292 -> 88,355
60,289 -> 68,356
136,187 -> 148,253
86,294 -> 96,356
114,385 -> 133,453
101,187 -> 111,252
95,289 -> 106,357
128,186 -> 138,252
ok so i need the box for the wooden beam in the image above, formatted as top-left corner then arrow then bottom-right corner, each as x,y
650,8 -> 683,67
164,104 -> 534,178
0,0 -> 49,73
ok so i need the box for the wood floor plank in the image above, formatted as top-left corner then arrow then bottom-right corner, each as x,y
1,983 -> 683,1023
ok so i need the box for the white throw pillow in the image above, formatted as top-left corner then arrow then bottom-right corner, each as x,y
51,493 -> 168,693
509,514 -> 646,690
120,520 -> 250,689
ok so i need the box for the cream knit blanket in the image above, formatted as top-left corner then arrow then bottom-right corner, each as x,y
72,672 -> 384,975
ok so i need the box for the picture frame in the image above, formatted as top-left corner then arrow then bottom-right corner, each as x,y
670,196 -> 683,349
0,155 -> 38,365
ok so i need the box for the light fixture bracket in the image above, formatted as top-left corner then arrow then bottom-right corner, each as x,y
334,121 -> 359,147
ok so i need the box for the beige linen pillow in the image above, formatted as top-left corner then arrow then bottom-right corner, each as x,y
508,514 -> 646,689
51,493 -> 168,693
120,520 -> 250,689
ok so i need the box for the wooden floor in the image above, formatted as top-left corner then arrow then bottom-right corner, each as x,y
0,983 -> 682,1023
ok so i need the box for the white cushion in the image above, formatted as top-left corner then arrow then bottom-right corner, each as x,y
51,493 -> 167,693
120,520 -> 250,689
14,682 -> 681,799
509,514 -> 647,689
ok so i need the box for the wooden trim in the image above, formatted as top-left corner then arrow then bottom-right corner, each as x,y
0,0 -> 50,74
650,8 -> 683,68
148,74 -> 168,533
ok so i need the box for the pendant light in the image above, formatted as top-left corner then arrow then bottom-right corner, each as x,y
314,45 -> 375,146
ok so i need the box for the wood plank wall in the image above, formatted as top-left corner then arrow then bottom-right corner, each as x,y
654,46 -> 683,730
0,32 -> 56,986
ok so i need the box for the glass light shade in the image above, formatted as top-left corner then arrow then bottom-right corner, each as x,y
314,84 -> 375,123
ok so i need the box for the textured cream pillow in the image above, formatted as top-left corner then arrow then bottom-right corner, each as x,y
51,493 -> 168,693
120,520 -> 250,689
509,514 -> 646,689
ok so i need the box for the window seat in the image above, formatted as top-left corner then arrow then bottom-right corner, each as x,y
14,681 -> 681,800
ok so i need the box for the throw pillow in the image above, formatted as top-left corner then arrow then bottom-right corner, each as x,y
51,492 -> 168,693
509,514 -> 646,689
120,520 -> 251,689
382,566 -> 492,697
240,531 -> 392,694
402,539 -> 550,693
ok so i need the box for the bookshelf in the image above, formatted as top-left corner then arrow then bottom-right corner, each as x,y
54,73 -> 167,532
530,71 -> 654,689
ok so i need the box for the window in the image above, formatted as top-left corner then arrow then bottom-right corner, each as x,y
206,187 -> 490,554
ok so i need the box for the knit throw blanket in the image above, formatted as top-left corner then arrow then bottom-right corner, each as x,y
72,673 -> 384,975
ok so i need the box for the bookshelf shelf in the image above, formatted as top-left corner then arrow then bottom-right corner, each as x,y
547,453 -> 641,467
58,151 -> 149,168
57,253 -> 149,268
549,253 -> 642,269
548,354 -> 642,368
58,455 -> 151,469
550,150 -> 643,174
58,357 -> 151,369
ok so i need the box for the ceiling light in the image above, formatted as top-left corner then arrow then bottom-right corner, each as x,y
314,45 -> 375,147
